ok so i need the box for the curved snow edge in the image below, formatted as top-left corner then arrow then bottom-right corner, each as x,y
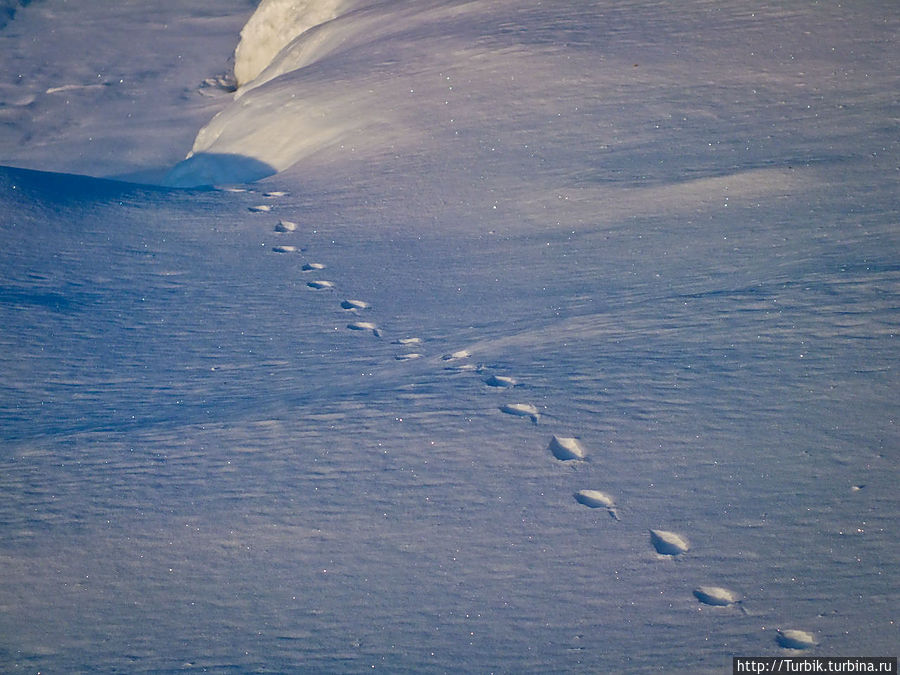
233,0 -> 348,87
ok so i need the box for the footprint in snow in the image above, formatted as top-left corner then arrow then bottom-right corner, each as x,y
693,586 -> 746,613
484,374 -> 517,387
442,349 -> 471,361
248,204 -> 272,213
445,363 -> 482,373
393,339 -> 424,361
302,262 -> 326,271
271,245 -> 296,253
649,529 -> 690,556
499,402 -> 540,424
263,191 -> 288,197
548,435 -> 586,461
341,299 -> 369,310
274,220 -> 297,232
347,321 -> 381,337
307,280 -> 334,290
776,629 -> 818,650
573,490 -> 619,520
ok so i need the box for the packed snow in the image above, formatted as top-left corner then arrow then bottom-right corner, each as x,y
233,0 -> 346,86
1,0 -> 898,672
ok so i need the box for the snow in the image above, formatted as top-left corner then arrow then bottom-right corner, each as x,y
1,0 -> 898,672
233,0 -> 347,86
649,529 -> 691,556
693,586 -> 743,609
548,435 -> 588,462
0,0 -> 255,182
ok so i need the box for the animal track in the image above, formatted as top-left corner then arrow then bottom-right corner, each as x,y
693,586 -> 745,613
347,321 -> 381,337
500,402 -> 540,424
444,362 -> 481,373
548,435 -> 586,461
253,198 -> 820,656
484,374 -> 516,387
573,489 -> 619,520
649,529 -> 690,556
776,629 -> 818,650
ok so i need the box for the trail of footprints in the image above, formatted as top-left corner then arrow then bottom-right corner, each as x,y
252,192 -> 821,653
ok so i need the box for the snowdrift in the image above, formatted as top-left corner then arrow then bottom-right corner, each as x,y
233,0 -> 349,86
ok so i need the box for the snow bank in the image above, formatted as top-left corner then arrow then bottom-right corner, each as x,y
233,0 -> 348,86
166,0 -> 857,210
168,0 -> 493,187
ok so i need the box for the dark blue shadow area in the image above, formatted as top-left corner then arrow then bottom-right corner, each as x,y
0,287 -> 77,312
163,152 -> 277,188
0,163 -> 170,206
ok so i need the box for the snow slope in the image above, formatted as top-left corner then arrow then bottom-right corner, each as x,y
0,0 -> 255,182
1,0 -> 898,672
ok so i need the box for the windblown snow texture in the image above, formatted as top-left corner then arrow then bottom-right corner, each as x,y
1,0 -> 898,672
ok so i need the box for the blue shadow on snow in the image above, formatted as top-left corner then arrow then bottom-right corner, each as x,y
162,152 -> 277,188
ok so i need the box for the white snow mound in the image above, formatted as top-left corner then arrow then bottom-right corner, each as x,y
233,0 -> 347,87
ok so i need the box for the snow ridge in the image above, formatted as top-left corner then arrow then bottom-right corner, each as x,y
233,0 -> 348,87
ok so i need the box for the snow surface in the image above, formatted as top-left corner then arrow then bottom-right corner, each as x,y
1,0 -> 898,672
233,0 -> 347,87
